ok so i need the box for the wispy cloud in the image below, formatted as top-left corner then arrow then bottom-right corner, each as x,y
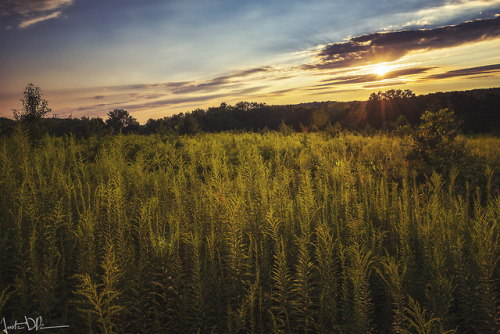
62,77 -> 269,120
0,0 -> 73,28
171,67 -> 273,94
401,0 -> 500,27
426,63 -> 500,79
306,16 -> 500,70
319,67 -> 434,85
307,88 -> 363,96
363,80 -> 408,89
262,88 -> 301,97
18,11 -> 62,28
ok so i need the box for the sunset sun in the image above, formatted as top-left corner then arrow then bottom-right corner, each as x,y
374,64 -> 390,76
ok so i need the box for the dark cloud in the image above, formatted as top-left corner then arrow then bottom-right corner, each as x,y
426,63 -> 500,79
308,16 -> 500,70
94,95 -> 105,100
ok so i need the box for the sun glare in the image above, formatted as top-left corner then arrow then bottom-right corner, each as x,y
374,64 -> 390,76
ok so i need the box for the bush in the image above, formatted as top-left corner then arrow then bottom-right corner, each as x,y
407,108 -> 466,174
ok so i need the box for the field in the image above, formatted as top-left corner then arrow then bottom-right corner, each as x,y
0,131 -> 499,333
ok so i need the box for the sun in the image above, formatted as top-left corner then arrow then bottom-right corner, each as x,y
373,64 -> 390,76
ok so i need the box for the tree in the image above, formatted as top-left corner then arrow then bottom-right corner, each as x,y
366,89 -> 416,129
408,108 -> 465,173
13,83 -> 51,121
12,83 -> 52,144
105,109 -> 139,133
179,114 -> 200,135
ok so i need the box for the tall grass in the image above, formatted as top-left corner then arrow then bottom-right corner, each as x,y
0,131 -> 498,333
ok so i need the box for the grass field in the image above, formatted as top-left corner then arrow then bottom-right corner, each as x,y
0,130 -> 499,333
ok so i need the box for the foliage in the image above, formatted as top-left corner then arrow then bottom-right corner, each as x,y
12,84 -> 52,144
12,83 -> 51,122
0,130 -> 498,333
105,109 -> 139,133
366,89 -> 418,129
3,88 -> 500,139
0,117 -> 16,137
278,119 -> 294,136
408,108 -> 466,175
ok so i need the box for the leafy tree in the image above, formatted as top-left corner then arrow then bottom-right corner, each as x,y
12,83 -> 51,121
12,83 -> 52,143
408,108 -> 465,174
106,109 -> 139,133
366,89 -> 416,128
179,114 -> 200,135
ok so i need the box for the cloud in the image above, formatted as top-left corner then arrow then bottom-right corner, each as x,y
401,0 -> 500,27
363,80 -> 408,89
144,82 -> 192,89
71,85 -> 268,117
125,94 -> 230,110
236,86 -> 268,95
215,67 -> 272,81
172,79 -> 232,94
130,86 -> 268,110
426,63 -> 500,79
319,67 -> 434,86
383,67 -> 437,78
0,0 -> 72,16
264,88 -> 301,97
0,0 -> 73,28
18,11 -> 62,28
172,67 -> 272,94
127,93 -> 168,101
307,16 -> 500,70
307,88 -> 362,96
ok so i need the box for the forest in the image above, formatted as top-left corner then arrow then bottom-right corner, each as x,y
1,88 -> 500,138
0,86 -> 499,333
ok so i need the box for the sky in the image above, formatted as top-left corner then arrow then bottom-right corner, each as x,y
1,0 -> 500,123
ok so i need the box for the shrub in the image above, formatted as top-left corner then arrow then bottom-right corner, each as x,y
407,109 -> 466,175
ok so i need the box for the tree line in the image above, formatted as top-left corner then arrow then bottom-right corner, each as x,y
1,85 -> 499,138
